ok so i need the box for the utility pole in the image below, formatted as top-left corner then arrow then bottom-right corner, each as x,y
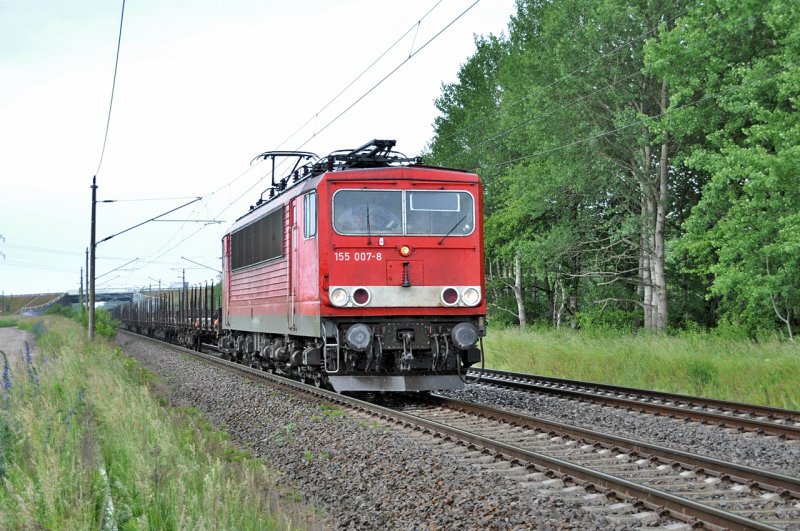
88,190 -> 201,339
148,277 -> 162,292
89,176 -> 97,341
85,248 -> 89,312
79,267 -> 84,310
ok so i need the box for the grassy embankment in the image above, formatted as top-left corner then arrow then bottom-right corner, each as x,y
0,316 -> 320,529
483,327 -> 800,409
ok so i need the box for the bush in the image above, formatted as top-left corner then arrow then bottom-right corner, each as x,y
575,306 -> 638,333
44,305 -> 77,319
45,305 -> 115,339
94,309 -> 118,338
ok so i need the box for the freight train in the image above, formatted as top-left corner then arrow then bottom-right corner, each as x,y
116,139 -> 486,392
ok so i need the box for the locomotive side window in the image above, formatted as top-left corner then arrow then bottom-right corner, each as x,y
407,191 -> 474,236
303,192 -> 317,239
333,190 -> 403,235
231,208 -> 284,269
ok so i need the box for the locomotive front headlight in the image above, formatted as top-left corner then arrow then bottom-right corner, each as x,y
330,287 -> 349,307
399,245 -> 412,257
461,287 -> 481,307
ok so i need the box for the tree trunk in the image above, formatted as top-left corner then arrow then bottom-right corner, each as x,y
555,273 -> 568,330
640,174 -> 655,330
544,273 -> 556,326
569,256 -> 579,329
652,80 -> 670,330
512,251 -> 527,327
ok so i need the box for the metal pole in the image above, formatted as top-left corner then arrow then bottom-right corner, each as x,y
85,248 -> 89,312
89,176 -> 97,341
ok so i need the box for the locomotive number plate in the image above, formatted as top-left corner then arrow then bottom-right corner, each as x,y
334,251 -> 383,262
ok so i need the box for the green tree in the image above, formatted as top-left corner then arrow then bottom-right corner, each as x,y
481,0 -> 690,330
647,0 -> 800,337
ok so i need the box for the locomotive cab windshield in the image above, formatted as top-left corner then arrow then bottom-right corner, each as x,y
333,189 -> 475,236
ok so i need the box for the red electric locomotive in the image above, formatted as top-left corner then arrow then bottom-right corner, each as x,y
217,139 -> 486,392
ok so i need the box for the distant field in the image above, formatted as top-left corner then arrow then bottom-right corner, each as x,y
481,327 -> 800,410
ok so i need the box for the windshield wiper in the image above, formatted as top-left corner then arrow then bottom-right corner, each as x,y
366,205 -> 372,244
438,215 -> 467,245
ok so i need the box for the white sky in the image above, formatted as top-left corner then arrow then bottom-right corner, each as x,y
0,0 -> 514,296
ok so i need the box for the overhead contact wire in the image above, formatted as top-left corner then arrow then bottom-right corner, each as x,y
295,0 -> 483,151
94,0 -> 127,178
275,0 -> 444,150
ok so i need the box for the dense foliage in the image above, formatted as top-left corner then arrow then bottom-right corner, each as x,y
426,0 -> 799,338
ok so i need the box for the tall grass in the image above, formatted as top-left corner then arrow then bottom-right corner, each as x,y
483,327 -> 800,409
0,317 -> 320,529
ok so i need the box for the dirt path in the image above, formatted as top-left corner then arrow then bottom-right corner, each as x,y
0,327 -> 37,375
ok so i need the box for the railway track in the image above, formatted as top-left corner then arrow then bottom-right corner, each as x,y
466,368 -> 800,440
120,330 -> 800,530
388,395 -> 800,530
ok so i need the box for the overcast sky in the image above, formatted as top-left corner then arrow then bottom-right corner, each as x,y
0,0 -> 514,297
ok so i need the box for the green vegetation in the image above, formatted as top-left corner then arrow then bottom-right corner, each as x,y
0,317 -> 320,529
483,327 -> 800,409
427,0 -> 799,338
0,318 -> 17,328
45,305 -> 118,339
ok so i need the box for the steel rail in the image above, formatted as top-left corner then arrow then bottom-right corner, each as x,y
431,395 -> 800,496
119,330 -> 795,531
468,368 -> 800,439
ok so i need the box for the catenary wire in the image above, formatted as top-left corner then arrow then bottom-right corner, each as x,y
93,0 -> 126,178
98,1 -> 524,289
274,0 -> 445,150
119,1 -> 487,286
293,0 -> 483,152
